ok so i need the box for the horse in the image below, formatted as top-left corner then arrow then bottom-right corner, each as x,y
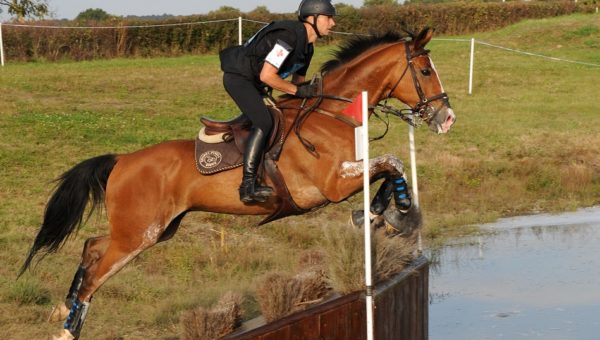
20,27 -> 455,339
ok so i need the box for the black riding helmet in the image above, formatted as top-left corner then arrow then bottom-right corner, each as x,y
297,0 -> 337,38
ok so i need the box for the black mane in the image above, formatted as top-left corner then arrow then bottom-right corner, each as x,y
320,32 -> 408,74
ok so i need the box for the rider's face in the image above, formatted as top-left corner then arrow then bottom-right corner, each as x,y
315,15 -> 335,36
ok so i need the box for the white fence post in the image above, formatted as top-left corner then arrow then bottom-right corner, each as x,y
0,23 -> 5,67
408,124 -> 421,253
468,38 -> 475,95
360,90 -> 374,340
238,17 -> 243,46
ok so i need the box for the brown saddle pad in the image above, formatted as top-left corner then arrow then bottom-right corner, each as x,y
195,104 -> 283,175
195,136 -> 245,175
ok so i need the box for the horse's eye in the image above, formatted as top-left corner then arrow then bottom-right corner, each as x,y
421,69 -> 431,76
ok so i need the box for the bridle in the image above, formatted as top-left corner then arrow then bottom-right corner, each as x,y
383,40 -> 451,125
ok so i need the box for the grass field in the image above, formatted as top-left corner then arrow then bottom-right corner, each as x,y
1,13 -> 599,339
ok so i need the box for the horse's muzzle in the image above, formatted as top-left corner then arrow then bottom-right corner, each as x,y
430,107 -> 456,134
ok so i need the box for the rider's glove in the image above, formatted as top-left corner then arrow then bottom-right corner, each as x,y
295,83 -> 319,98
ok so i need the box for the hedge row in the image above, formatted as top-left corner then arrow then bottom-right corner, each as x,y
1,1 -> 596,61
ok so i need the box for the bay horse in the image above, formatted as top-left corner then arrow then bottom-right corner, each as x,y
20,27 -> 455,339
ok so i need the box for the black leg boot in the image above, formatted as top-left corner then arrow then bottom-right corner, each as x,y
239,128 -> 273,203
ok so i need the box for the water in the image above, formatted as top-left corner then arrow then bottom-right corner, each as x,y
429,206 -> 600,340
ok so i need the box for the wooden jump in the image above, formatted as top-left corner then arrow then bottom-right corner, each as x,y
224,255 -> 429,340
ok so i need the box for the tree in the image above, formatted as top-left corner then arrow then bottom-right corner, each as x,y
248,6 -> 271,21
75,8 -> 111,22
208,6 -> 241,16
363,0 -> 398,5
0,0 -> 48,21
248,5 -> 270,16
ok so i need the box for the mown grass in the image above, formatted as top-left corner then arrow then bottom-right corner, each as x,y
0,13 -> 599,339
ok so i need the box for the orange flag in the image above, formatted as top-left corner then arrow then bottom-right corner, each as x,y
342,94 -> 363,124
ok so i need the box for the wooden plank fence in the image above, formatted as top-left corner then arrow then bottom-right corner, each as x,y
223,256 -> 429,340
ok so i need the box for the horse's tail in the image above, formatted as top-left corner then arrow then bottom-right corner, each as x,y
18,154 -> 118,277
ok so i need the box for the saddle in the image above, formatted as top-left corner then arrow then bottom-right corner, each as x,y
195,100 -> 307,225
195,103 -> 283,175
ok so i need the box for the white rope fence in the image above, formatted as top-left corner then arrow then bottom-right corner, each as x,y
463,38 -> 600,94
477,39 -> 600,68
0,18 -> 239,29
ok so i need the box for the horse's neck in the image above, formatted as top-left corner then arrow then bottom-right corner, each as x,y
321,42 -> 405,111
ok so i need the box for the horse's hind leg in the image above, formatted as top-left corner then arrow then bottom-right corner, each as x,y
66,236 -> 110,305
57,222 -> 162,339
49,236 -> 110,323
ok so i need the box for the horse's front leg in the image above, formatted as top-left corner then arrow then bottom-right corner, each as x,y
340,154 -> 411,214
340,154 -> 418,235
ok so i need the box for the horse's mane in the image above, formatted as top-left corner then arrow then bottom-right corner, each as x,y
320,32 -> 409,74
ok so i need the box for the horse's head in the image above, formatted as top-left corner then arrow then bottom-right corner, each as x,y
388,28 -> 456,134
317,28 -> 455,134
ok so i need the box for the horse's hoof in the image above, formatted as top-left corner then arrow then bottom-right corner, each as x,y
383,206 -> 422,237
349,210 -> 364,228
51,329 -> 75,340
349,210 -> 384,229
48,302 -> 70,323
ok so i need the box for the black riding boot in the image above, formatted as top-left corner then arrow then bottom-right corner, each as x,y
239,128 -> 273,203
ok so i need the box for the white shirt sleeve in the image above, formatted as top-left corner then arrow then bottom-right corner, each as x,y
265,41 -> 292,69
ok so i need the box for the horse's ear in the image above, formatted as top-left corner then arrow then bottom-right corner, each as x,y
414,27 -> 434,50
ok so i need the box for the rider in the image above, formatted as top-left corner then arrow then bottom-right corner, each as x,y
219,0 -> 336,204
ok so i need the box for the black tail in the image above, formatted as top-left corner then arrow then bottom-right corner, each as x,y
19,154 -> 117,277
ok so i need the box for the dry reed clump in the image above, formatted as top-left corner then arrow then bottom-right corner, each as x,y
321,224 -> 365,295
254,266 -> 330,322
296,269 -> 330,305
254,272 -> 302,322
179,291 -> 244,340
321,224 -> 416,294
373,231 -> 415,282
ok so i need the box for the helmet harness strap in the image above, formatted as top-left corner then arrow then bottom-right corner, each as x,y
302,15 -> 322,39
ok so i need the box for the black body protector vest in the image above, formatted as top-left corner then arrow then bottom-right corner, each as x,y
220,20 -> 314,88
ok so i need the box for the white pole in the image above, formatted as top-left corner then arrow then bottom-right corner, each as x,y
238,17 -> 242,46
0,23 -> 5,67
361,90 -> 374,340
408,125 -> 421,253
468,38 -> 475,95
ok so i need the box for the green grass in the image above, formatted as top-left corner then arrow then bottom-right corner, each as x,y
1,13 -> 599,338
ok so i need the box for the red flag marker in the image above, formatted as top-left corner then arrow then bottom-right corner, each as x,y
342,94 -> 363,124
